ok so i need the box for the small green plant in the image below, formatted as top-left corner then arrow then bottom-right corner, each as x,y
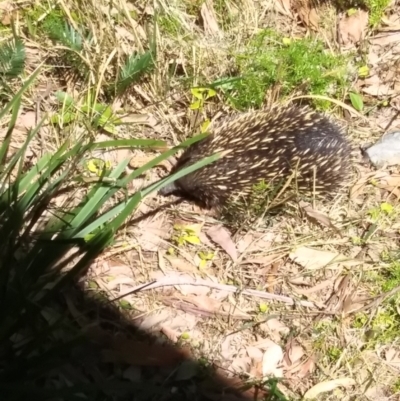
364,0 -> 391,26
392,377 -> 400,393
352,303 -> 400,347
112,50 -> 155,97
327,346 -> 342,362
0,35 -> 26,99
50,90 -> 123,135
188,86 -> 217,134
367,202 -> 395,223
336,0 -> 390,26
158,14 -> 185,37
377,253 -> 400,292
349,92 -> 364,111
172,224 -> 202,246
227,30 -> 351,110
24,4 -> 65,37
197,251 -> 215,269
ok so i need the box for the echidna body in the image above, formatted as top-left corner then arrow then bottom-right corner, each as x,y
159,105 -> 352,209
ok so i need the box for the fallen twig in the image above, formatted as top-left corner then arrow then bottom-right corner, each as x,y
118,274 -> 317,309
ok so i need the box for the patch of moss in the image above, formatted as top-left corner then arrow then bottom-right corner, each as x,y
24,5 -> 65,39
336,0 -> 391,26
352,301 -> 400,347
378,253 -> 400,292
392,377 -> 400,393
312,320 -> 337,352
364,0 -> 391,26
365,251 -> 400,296
327,346 -> 342,363
225,29 -> 352,111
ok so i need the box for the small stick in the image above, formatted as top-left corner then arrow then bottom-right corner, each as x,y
115,275 -> 317,309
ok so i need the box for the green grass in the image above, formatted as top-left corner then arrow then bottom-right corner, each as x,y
352,300 -> 400,347
223,29 -> 352,110
362,0 -> 391,26
336,0 -> 391,26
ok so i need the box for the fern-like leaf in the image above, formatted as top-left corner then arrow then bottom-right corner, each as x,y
115,51 -> 154,96
48,21 -> 86,52
0,37 -> 26,78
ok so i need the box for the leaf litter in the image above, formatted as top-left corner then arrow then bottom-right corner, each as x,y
77,1 -> 400,399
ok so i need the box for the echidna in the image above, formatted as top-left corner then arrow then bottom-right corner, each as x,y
159,105 -> 352,210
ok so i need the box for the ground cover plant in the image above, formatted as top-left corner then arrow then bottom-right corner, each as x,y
0,0 -> 399,400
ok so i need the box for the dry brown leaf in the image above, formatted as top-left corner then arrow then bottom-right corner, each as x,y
134,217 -> 170,251
295,1 -> 319,29
303,378 -> 356,399
164,255 -> 198,273
342,295 -> 365,313
286,344 -> 305,366
289,247 -> 362,270
262,341 -> 284,377
206,225 -> 238,261
168,313 -> 197,332
241,254 -> 282,266
384,347 -> 400,369
274,0 -> 293,17
0,1 -> 13,12
230,356 -> 252,375
139,310 -> 171,331
246,346 -> 264,361
307,7 -> 319,29
375,173 -> 400,195
17,111 -> 37,129
297,356 -> 316,378
339,9 -> 368,45
362,83 -> 395,97
236,233 -> 254,253
263,318 -> 290,342
200,1 -> 222,37
182,294 -> 222,314
0,2 -> 13,25
299,201 -> 342,235
350,170 -> 383,199
370,31 -> 400,47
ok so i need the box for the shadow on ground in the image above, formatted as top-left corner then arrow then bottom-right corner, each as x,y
0,211 -> 275,401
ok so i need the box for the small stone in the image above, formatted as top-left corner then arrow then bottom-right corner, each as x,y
364,131 -> 400,168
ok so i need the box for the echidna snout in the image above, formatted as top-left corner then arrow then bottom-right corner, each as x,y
158,182 -> 179,196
